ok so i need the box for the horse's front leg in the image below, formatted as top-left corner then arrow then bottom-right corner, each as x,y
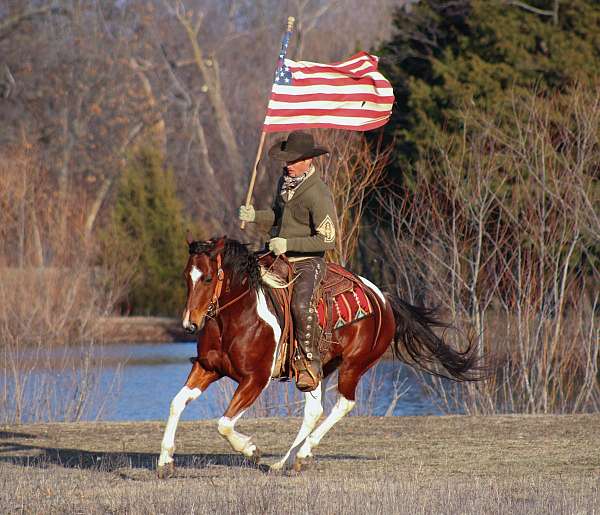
271,384 -> 323,470
157,362 -> 218,478
217,375 -> 269,463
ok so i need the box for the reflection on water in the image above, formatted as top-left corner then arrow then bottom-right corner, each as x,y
96,342 -> 447,421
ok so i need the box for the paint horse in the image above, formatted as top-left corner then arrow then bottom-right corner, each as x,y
157,237 -> 479,477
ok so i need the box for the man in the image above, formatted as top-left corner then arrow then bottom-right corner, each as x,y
238,131 -> 337,392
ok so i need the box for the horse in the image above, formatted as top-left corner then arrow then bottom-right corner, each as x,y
157,236 -> 479,477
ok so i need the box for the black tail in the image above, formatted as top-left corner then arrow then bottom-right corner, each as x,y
391,298 -> 483,382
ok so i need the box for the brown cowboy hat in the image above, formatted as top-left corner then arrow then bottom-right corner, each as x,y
268,131 -> 329,162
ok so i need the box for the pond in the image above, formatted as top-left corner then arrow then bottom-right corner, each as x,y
2,341 -> 453,423
96,342 -> 448,421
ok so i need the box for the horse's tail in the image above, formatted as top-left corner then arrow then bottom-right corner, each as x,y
390,297 -> 482,382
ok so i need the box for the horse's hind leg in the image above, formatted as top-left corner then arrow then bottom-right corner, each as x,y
271,384 -> 323,470
217,375 -> 269,462
294,368 -> 359,468
157,362 -> 218,478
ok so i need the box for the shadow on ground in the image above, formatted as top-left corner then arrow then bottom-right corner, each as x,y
0,440 -> 273,473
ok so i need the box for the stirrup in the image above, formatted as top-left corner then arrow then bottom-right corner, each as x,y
294,357 -> 322,392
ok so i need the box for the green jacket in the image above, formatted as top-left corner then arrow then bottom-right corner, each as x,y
254,172 -> 337,258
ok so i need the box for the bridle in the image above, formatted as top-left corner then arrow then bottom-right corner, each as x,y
204,252 -> 250,318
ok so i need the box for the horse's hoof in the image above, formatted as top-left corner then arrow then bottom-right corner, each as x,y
249,447 -> 262,465
293,455 -> 314,472
157,461 -> 175,479
270,460 -> 285,471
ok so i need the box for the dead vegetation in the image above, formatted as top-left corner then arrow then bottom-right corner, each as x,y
0,415 -> 598,513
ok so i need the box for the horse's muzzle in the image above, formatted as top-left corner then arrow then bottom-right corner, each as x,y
183,316 -> 205,334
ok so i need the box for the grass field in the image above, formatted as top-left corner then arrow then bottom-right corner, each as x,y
1,415 -> 598,514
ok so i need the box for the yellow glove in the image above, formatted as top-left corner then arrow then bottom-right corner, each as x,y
268,237 -> 287,256
238,205 -> 255,222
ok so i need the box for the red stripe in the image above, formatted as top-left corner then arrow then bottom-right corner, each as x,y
292,77 -> 391,87
263,118 -> 389,133
270,92 -> 395,104
324,51 -> 374,66
289,62 -> 376,76
267,108 -> 389,118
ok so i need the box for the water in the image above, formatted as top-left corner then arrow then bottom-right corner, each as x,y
96,342 -> 445,421
2,342 -> 448,422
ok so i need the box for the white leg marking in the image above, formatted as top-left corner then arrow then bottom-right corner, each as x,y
158,386 -> 202,466
297,395 -> 355,459
271,386 -> 323,470
255,289 -> 282,377
358,276 -> 386,305
217,410 -> 258,457
190,265 -> 203,285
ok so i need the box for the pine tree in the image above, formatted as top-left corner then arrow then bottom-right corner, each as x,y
107,145 -> 189,316
378,0 -> 600,180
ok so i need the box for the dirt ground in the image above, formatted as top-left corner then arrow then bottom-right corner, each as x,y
1,415 -> 599,513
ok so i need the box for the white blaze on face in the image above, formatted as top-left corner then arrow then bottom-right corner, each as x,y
190,265 -> 203,286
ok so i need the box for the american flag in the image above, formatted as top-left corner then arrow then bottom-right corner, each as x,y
263,51 -> 394,132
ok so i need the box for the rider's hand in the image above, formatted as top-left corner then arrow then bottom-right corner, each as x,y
268,237 -> 287,256
238,205 -> 255,222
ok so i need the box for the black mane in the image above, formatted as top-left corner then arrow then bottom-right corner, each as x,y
189,238 -> 262,291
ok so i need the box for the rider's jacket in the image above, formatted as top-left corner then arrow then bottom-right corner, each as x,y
254,171 -> 337,259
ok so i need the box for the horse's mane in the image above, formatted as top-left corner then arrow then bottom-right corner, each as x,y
189,238 -> 263,291
189,237 -> 291,291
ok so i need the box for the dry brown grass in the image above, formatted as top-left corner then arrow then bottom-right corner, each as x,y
1,415 -> 598,513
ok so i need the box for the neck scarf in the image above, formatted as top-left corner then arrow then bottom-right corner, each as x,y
280,165 -> 315,201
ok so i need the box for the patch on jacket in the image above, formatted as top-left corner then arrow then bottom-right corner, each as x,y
316,214 -> 335,243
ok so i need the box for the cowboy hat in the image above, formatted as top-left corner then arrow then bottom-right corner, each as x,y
268,131 -> 329,162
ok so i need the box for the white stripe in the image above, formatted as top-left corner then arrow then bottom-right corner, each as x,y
347,61 -> 375,74
190,266 -> 203,285
268,100 -> 392,111
358,276 -> 386,305
288,54 -> 375,70
272,84 -> 393,96
255,289 -> 282,377
264,114 -> 391,126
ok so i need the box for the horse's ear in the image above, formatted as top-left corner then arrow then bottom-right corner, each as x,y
209,236 -> 226,258
185,230 -> 193,246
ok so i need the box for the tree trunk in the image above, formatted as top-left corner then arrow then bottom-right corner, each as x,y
179,18 -> 245,199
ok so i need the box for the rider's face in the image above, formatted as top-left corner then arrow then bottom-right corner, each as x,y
285,157 -> 313,177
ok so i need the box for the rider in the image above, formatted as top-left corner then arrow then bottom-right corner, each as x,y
238,131 -> 337,392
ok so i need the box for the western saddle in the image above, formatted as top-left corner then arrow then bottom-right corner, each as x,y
258,253 -> 381,380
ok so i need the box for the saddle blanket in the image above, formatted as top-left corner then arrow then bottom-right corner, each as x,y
317,284 -> 373,330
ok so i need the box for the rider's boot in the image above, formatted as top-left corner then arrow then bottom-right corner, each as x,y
291,258 -> 325,392
294,307 -> 323,392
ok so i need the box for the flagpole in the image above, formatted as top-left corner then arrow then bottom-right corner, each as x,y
241,16 -> 295,230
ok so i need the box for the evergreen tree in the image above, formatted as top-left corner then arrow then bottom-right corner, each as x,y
107,145 -> 189,316
378,0 -> 600,180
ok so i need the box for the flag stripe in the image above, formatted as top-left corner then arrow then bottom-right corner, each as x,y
267,107 -> 389,118
270,92 -> 394,104
263,118 -> 389,132
292,77 -> 392,87
272,83 -> 393,96
267,99 -> 392,111
288,62 -> 376,76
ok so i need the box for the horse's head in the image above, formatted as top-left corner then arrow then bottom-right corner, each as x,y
182,236 -> 227,334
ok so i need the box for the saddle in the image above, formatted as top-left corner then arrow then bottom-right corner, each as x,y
258,254 -> 380,380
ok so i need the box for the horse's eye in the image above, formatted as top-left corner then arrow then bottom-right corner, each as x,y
204,275 -> 212,283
